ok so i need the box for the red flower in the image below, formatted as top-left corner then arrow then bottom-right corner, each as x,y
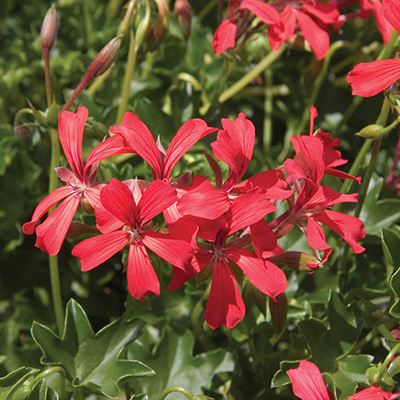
279,134 -> 365,259
287,360 -> 392,400
169,189 -> 287,329
22,106 -> 130,255
72,178 -> 193,299
347,0 -> 400,97
110,112 -> 216,182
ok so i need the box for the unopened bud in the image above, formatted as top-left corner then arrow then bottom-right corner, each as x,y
356,124 -> 385,139
87,36 -> 122,80
175,0 -> 192,38
146,0 -> 170,48
40,5 -> 57,51
14,124 -> 32,149
66,222 -> 98,238
267,251 -> 321,272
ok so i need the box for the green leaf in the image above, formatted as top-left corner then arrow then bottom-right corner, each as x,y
325,355 -> 373,400
129,327 -> 235,399
31,299 -> 154,398
0,367 -> 37,400
26,379 -> 59,400
271,360 -> 300,388
360,176 -> 400,235
328,292 -> 362,358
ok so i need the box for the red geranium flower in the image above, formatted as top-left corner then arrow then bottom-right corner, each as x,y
72,178 -> 193,299
22,106 -> 130,255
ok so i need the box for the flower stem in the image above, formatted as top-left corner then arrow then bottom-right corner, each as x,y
43,48 -> 53,107
116,29 -> 137,124
48,127 -> 64,336
218,44 -> 287,104
157,386 -> 196,400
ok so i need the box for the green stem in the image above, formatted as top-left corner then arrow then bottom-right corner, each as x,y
263,69 -> 273,153
48,127 -> 64,335
198,0 -> 218,22
43,48 -> 53,107
157,386 -> 196,400
377,343 -> 400,382
218,44 -> 287,104
30,367 -> 66,400
86,69 -> 112,97
337,98 -> 391,277
191,283 -> 215,351
116,29 -> 137,124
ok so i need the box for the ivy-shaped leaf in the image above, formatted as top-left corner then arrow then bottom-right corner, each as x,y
31,299 -> 154,398
129,326 -> 235,399
360,175 -> 400,236
0,366 -> 38,400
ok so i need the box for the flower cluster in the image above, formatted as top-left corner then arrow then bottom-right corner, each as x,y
23,106 -> 365,329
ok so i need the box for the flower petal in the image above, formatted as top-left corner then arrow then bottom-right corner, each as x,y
304,2 -> 340,24
138,179 -> 177,225
23,186 -> 74,235
100,178 -> 138,227
212,20 -> 237,55
164,119 -> 216,179
347,59 -> 400,97
205,259 -> 245,329
349,386 -> 392,400
142,230 -> 193,270
127,243 -> 160,299
250,219 -> 277,258
72,230 -> 130,271
226,247 -> 287,299
297,9 -> 330,60
287,360 -> 330,400
239,0 -> 280,24
110,112 -> 163,178
35,194 -> 80,255
381,0 -> 400,36
58,106 -> 87,181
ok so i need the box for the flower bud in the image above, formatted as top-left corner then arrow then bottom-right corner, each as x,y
66,222 -> 98,239
267,251 -> 321,272
269,293 -> 287,332
174,0 -> 192,39
40,5 -> 57,52
356,124 -> 385,139
146,0 -> 170,48
86,36 -> 122,80
14,124 -> 32,149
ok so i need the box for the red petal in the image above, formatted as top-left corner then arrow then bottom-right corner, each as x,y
268,6 -> 296,48
226,247 -> 287,299
314,210 -> 366,253
228,190 -> 276,235
297,135 -> 325,184
205,259 -> 245,329
84,135 -> 132,177
250,219 -> 277,257
306,217 -> 331,252
297,9 -> 330,60
127,243 -> 160,299
72,230 -> 130,271
164,119 -> 216,179
35,195 -> 80,255
212,113 -> 255,189
347,59 -> 400,97
139,179 -> 177,225
304,2 -> 340,24
239,0 -> 280,23
58,107 -> 87,181
178,189 -> 230,219
110,112 -> 163,178
309,105 -> 318,135
381,0 -> 400,36
141,230 -> 193,270
287,360 -> 330,400
204,147 -> 223,189
371,0 -> 394,44
22,186 -> 74,235
212,20 -> 237,55
168,250 -> 213,290
101,178 -> 138,227
349,386 -> 392,400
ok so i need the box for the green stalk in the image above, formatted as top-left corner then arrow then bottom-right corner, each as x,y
48,127 -> 64,336
157,386 -> 196,400
115,29 -> 137,124
338,98 -> 391,277
263,69 -> 273,153
218,44 -> 287,104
